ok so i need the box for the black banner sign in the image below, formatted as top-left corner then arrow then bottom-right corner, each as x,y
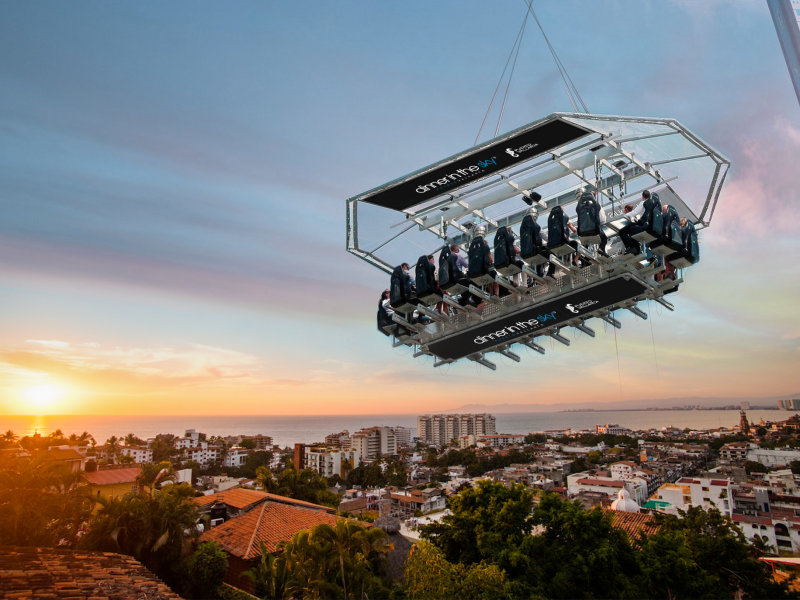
360,118 -> 591,212
427,277 -> 648,360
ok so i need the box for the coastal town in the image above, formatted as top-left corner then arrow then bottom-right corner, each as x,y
4,406 -> 800,597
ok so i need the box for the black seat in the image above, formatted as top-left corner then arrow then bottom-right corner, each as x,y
389,265 -> 417,313
439,245 -> 469,295
520,214 -> 548,266
576,191 -> 602,245
415,255 -> 442,305
632,192 -> 663,245
468,235 -> 495,286
547,205 -> 575,257
651,203 -> 683,256
493,227 -> 523,276
668,219 -> 700,268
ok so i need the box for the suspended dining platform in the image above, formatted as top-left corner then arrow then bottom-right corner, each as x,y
346,113 -> 730,369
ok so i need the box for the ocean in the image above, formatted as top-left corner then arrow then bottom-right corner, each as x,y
1,410 -> 793,448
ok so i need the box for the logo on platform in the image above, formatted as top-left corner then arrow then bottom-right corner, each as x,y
505,148 -> 519,158
564,299 -> 599,314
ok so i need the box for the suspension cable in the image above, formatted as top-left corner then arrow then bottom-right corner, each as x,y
474,5 -> 530,145
523,0 -> 589,113
494,5 -> 529,137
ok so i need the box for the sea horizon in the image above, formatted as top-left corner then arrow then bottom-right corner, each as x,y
2,409 -> 795,449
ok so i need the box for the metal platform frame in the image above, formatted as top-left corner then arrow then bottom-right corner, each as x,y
347,113 -> 729,368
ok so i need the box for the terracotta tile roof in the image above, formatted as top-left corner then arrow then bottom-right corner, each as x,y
46,448 -> 84,461
201,501 -> 342,560
84,467 -> 140,486
605,509 -> 660,542
195,488 -> 335,513
0,546 -> 181,599
576,478 -> 625,488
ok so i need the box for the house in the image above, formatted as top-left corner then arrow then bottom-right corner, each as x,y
84,466 -> 141,500
388,488 -> 445,517
199,492 -> 342,594
46,447 -> 85,472
648,477 -> 732,516
0,546 -> 181,599
223,447 -> 251,468
119,446 -> 153,464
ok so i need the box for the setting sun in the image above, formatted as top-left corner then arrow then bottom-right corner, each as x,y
24,384 -> 63,414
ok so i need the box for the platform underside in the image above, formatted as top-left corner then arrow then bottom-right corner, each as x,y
390,250 -> 679,369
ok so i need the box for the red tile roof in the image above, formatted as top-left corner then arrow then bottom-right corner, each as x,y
84,467 -> 140,486
194,488 -> 335,513
47,448 -> 84,461
576,478 -> 625,488
605,509 -> 660,542
0,546 -> 181,599
201,501 -> 342,560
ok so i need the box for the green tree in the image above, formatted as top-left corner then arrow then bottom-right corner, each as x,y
150,434 -> 177,463
124,432 -> 146,446
239,438 -> 256,450
105,435 -> 121,462
419,480 -> 533,576
239,450 -> 272,478
136,461 -> 176,496
183,541 -> 228,599
520,493 -> 640,599
403,541 -> 508,600
80,483 -> 200,588
0,454 -> 92,547
636,507 -> 791,599
744,460 -> 768,474
274,468 -> 339,508
244,544 -> 291,599
246,519 -> 392,599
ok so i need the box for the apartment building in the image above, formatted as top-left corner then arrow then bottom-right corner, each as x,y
119,446 -> 153,464
303,446 -> 360,479
224,447 -> 251,468
351,427 -> 397,459
417,414 -> 497,446
650,477 -> 733,516
324,430 -> 351,448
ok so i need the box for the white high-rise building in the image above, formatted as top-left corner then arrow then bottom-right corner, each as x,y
417,414 -> 497,446
351,426 -> 397,459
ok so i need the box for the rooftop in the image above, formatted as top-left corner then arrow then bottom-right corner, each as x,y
0,546 -> 181,599
201,501 -> 342,560
195,488 -> 336,513
84,467 -> 140,486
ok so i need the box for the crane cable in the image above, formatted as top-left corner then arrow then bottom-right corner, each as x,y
476,1 -> 590,145
523,0 -> 589,113
474,3 -> 530,145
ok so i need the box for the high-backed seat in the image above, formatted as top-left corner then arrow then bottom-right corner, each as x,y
651,204 -> 684,256
468,235 -> 496,286
438,245 -> 469,295
668,220 -> 700,268
547,205 -> 575,257
576,191 -> 602,246
389,265 -> 417,313
520,213 -> 548,266
415,255 -> 442,305
632,192 -> 663,245
493,226 -> 523,276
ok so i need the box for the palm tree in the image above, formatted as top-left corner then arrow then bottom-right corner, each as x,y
244,543 -> 291,599
1,430 -> 17,448
105,436 -> 121,462
78,431 -> 96,447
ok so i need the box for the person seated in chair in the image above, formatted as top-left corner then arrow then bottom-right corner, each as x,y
401,262 -> 416,292
451,243 -> 468,274
618,190 -> 650,255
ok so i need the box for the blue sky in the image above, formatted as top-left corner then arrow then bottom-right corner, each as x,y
0,1 -> 798,415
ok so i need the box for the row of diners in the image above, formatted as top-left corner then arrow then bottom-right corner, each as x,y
378,191 -> 699,336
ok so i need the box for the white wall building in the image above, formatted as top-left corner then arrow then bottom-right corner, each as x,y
120,446 -> 153,464
747,448 -> 800,468
652,477 -> 733,516
304,447 -> 361,478
175,429 -> 202,449
566,472 -> 648,505
351,427 -> 396,459
417,414 -> 496,446
223,447 -> 251,468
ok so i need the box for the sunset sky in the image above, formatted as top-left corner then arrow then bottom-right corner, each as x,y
1,1 -> 798,416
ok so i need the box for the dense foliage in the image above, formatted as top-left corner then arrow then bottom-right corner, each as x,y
256,466 -> 339,507
416,483 -> 792,599
245,519 -> 392,599
79,483 -> 201,589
